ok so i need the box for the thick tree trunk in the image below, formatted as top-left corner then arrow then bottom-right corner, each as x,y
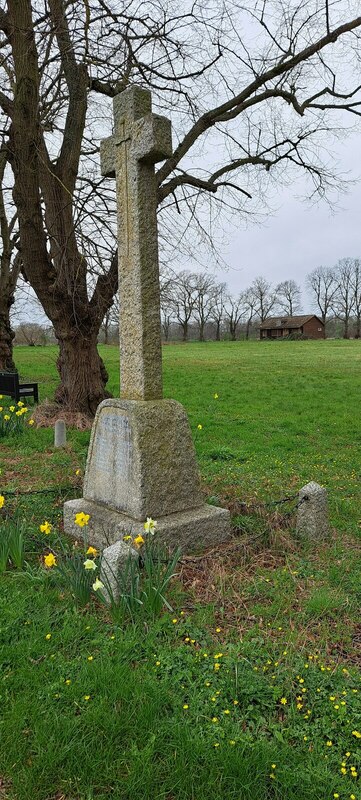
0,296 -> 16,371
54,330 -> 111,415
181,321 -> 188,342
355,315 -> 361,339
199,321 -> 205,341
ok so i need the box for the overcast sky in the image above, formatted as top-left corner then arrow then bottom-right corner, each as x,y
204,129 -> 361,311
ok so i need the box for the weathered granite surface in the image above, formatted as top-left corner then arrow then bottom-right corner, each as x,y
82,398 -> 204,519
100,540 -> 139,604
296,481 -> 329,540
64,496 -> 231,555
100,85 -> 172,402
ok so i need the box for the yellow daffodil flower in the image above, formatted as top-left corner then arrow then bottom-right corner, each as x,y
28,419 -> 34,426
40,521 -> 52,535
92,578 -> 104,591
83,559 -> 97,570
133,534 -> 145,549
74,512 -> 90,527
9,406 -> 15,412
44,553 -> 57,568
0,495 -> 5,509
144,516 -> 157,533
4,414 -> 10,421
86,546 -> 97,556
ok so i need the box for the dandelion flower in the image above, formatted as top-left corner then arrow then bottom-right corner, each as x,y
45,633 -> 52,640
183,704 -> 189,709
84,695 -> 91,701
280,697 -> 287,705
87,656 -> 93,662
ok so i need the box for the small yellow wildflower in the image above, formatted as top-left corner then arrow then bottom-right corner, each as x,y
172,618 -> 178,624
214,663 -> 220,671
87,656 -> 93,661
40,521 -> 52,535
65,679 -> 71,685
84,695 -> 91,701
4,414 -> 10,421
229,740 -> 235,746
0,495 -> 5,509
211,717 -> 218,723
197,424 -> 202,430
44,553 -> 56,568
223,709 -> 230,715
352,730 -> 361,738
28,419 -> 35,426
215,627 -> 221,632
75,469 -> 81,476
45,633 -> 52,640
74,512 -> 90,527
123,535 -> 132,541
326,741 -> 333,747
9,406 -> 15,412
280,697 -> 287,705
86,546 -> 97,556
183,704 -> 189,710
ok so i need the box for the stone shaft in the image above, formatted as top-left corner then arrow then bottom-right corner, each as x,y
100,86 -> 172,401
296,481 -> 329,541
54,419 -> 66,448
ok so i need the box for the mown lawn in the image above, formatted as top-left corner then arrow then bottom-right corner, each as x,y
1,340 -> 361,800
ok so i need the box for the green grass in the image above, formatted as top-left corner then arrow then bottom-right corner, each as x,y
1,340 -> 361,800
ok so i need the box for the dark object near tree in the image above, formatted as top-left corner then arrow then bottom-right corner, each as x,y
259,315 -> 325,340
0,371 -> 39,403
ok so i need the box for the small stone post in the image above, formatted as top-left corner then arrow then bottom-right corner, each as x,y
100,541 -> 139,604
54,419 -> 66,448
296,481 -> 329,541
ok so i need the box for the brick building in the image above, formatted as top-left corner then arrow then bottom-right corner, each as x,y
259,315 -> 325,340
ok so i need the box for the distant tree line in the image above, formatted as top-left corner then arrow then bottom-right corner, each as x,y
13,258 -> 361,346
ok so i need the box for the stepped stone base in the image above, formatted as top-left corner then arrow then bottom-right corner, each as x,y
64,497 -> 231,554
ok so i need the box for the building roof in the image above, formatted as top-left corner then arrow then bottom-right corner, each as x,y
259,315 -> 323,330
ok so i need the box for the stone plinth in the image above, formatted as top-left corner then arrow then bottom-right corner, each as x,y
64,398 -> 231,554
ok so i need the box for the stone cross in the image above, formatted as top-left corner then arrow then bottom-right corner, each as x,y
100,86 -> 172,400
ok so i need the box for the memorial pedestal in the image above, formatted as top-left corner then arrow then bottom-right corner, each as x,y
64,398 -> 231,553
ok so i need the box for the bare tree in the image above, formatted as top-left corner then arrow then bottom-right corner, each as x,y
251,276 -> 277,322
169,270 -> 198,342
0,146 -> 20,370
306,266 -> 338,330
224,294 -> 245,341
210,282 -> 227,341
350,259 -> 361,339
1,2 -> 361,410
241,287 -> 257,340
192,273 -> 219,342
276,279 -> 302,316
332,258 -> 356,338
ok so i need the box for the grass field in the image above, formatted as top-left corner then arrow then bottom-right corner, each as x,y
1,340 -> 361,800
